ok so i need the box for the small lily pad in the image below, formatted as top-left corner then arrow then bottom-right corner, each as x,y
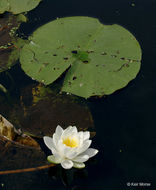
20,16 -> 142,98
0,0 -> 42,14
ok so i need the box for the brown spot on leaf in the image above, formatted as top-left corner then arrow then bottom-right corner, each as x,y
111,55 -> 117,58
101,52 -> 107,55
87,50 -> 94,53
83,60 -> 89,63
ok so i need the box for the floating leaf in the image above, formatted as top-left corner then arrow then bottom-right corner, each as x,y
0,114 -> 40,147
0,114 -> 16,140
0,0 -> 42,14
0,135 -> 49,176
14,83 -> 94,137
0,14 -> 27,73
20,16 -> 142,98
0,136 -> 53,189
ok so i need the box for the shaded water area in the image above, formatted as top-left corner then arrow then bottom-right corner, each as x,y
0,0 -> 156,189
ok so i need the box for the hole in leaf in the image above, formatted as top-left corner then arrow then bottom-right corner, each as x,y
73,76 -> 77,80
71,50 -> 78,54
83,60 -> 89,63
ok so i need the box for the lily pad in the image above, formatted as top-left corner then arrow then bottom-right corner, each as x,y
1,81 -> 93,138
13,83 -> 94,137
0,136 -> 49,177
0,0 -> 42,14
0,14 -> 27,73
20,16 -> 142,98
0,114 -> 40,147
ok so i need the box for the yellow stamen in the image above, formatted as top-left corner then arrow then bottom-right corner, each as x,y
63,137 -> 78,148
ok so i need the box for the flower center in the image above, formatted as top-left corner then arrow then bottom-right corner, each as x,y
63,137 -> 78,148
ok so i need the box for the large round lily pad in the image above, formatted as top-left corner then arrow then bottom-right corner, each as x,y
0,0 -> 41,14
20,16 -> 142,98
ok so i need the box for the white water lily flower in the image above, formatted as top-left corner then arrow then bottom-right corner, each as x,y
43,125 -> 98,169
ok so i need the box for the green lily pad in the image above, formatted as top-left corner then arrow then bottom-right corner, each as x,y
0,0 -> 42,14
20,16 -> 142,98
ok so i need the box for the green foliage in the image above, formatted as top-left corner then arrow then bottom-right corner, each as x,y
20,17 -> 142,98
0,0 -> 41,14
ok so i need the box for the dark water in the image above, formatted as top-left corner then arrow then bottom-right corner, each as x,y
1,0 -> 156,189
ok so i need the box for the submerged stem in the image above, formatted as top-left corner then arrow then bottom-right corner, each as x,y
0,163 -> 55,175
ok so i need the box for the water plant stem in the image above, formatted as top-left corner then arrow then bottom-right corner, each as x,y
0,163 -> 55,175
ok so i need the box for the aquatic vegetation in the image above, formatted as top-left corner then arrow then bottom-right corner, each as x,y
0,84 -> 7,93
0,114 -> 39,147
20,16 -> 142,98
44,125 -> 98,169
16,83 -> 94,138
0,0 -> 42,14
0,14 -> 27,73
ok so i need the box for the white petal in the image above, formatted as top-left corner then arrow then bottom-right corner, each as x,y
43,136 -> 56,151
47,155 -> 62,164
73,154 -> 89,163
53,126 -> 64,147
63,145 -> 71,156
53,133 -> 59,146
57,139 -> 66,155
62,126 -> 77,138
70,126 -> 77,133
56,125 -> 63,137
78,140 -> 92,154
62,126 -> 73,137
66,150 -> 78,159
79,148 -> 99,158
61,160 -> 73,169
73,162 -> 85,169
83,131 -> 90,141
78,131 -> 84,146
